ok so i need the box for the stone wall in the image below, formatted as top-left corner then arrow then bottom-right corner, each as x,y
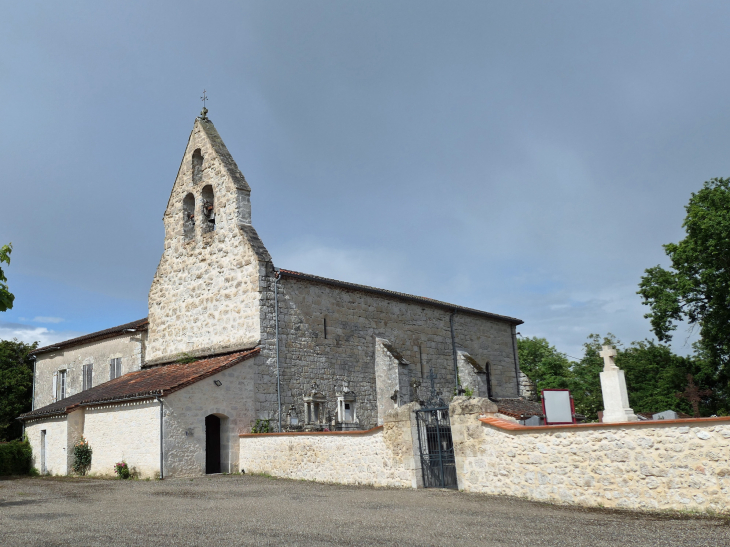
239,403 -> 422,488
83,401 -> 160,478
162,356 -> 258,477
146,118 -> 269,364
255,274 -> 520,429
451,398 -> 730,514
34,332 -> 146,409
24,416 -> 68,475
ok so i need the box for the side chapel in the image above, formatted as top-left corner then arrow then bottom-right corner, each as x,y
20,109 -> 525,478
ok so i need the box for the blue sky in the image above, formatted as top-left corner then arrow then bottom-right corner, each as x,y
2,1 -> 727,358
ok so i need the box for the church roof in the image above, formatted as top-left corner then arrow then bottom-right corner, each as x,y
277,269 -> 523,325
31,318 -> 149,356
19,348 -> 260,420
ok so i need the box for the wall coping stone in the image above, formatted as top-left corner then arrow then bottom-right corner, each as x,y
479,414 -> 730,432
240,426 -> 383,438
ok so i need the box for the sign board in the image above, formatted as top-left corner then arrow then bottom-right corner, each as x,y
541,389 -> 575,425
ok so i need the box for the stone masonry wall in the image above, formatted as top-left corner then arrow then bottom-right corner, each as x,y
254,274 -> 520,429
451,398 -> 730,514
162,356 -> 257,477
239,403 -> 421,488
34,333 -> 146,409
146,118 -> 268,364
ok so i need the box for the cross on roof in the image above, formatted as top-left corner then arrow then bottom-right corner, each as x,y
199,90 -> 209,120
599,345 -> 618,371
676,374 -> 712,418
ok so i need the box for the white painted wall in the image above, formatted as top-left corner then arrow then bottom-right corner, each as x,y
83,401 -> 160,478
34,332 -> 146,410
24,417 -> 68,475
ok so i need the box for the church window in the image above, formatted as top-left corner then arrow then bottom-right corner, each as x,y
192,149 -> 203,184
110,358 -> 122,380
183,193 -> 195,240
201,185 -> 215,233
323,318 -> 327,339
82,364 -> 93,391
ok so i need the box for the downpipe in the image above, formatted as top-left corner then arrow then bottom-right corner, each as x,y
274,268 -> 282,433
156,396 -> 164,479
450,309 -> 458,390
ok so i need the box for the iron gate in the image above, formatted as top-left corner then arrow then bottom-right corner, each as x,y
415,406 -> 456,488
413,369 -> 458,489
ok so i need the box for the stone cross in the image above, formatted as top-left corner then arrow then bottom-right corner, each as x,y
598,344 -> 637,423
599,345 -> 618,371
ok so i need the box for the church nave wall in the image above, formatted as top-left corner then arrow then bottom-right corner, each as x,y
256,275 -> 520,429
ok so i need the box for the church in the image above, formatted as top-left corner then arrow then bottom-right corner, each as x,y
19,109 -> 525,478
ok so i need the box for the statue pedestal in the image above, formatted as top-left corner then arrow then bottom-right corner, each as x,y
600,367 -> 638,423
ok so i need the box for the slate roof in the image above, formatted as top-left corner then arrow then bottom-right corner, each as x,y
31,318 -> 149,356
278,269 -> 523,325
19,348 -> 260,420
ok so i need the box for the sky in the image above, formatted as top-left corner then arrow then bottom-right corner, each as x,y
1,1 -> 727,359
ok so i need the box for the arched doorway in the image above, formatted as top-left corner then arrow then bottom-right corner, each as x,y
205,414 -> 221,474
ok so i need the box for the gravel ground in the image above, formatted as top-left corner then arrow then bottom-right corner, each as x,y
1,475 -> 728,546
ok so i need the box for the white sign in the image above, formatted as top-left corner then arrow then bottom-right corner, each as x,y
542,390 -> 574,424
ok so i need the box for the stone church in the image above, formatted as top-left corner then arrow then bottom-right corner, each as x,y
20,110 -> 525,478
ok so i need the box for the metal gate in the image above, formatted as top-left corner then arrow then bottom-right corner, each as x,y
415,370 -> 457,489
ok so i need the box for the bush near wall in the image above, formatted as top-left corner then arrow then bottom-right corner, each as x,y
0,439 -> 33,476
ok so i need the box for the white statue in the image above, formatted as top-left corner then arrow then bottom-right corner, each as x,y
599,345 -> 638,423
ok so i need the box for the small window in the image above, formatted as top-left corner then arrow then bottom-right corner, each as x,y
57,370 -> 67,400
82,364 -> 93,391
192,149 -> 203,184
110,358 -> 122,380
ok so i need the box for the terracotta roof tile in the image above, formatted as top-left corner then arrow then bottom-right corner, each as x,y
20,348 -> 260,420
496,398 -> 545,419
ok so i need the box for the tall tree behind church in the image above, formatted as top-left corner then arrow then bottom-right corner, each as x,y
0,340 -> 36,440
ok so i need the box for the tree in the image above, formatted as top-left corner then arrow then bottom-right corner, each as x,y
517,336 -> 572,398
0,339 -> 37,441
638,178 -> 730,390
0,243 -> 13,312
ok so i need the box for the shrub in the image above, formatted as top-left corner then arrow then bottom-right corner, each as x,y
114,461 -> 130,479
0,438 -> 32,476
251,419 -> 271,434
72,437 -> 92,475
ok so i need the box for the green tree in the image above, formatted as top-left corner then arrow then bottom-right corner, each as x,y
0,339 -> 37,441
517,336 -> 572,399
0,243 -> 14,312
638,178 -> 730,394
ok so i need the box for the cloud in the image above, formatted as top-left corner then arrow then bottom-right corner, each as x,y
31,316 -> 64,324
275,240 -> 412,292
0,322 -> 84,347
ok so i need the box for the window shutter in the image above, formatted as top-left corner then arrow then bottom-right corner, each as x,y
110,361 -> 114,381
52,371 -> 58,402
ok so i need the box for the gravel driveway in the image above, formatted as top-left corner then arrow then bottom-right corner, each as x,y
1,475 -> 728,546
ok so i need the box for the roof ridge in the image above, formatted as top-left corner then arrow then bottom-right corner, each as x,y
32,318 -> 149,355
278,269 -> 522,324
